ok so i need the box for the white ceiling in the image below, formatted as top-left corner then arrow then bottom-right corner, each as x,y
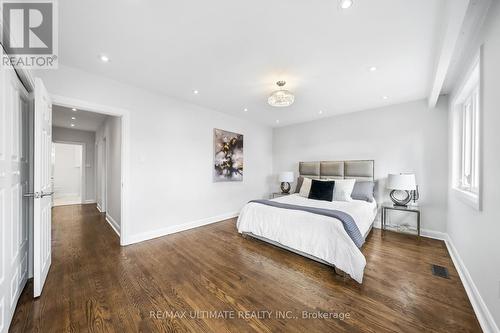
57,0 -> 447,127
52,105 -> 107,131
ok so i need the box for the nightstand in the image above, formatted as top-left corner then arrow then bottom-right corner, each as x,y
271,192 -> 291,199
381,202 -> 421,238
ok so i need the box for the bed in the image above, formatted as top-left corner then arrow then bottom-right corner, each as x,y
237,160 -> 376,283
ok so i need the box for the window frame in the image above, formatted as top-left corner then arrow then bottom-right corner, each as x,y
451,50 -> 482,210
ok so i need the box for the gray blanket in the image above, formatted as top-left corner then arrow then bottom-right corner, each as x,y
249,199 -> 365,248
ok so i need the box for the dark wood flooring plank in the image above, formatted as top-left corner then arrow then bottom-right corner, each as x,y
9,204 -> 482,333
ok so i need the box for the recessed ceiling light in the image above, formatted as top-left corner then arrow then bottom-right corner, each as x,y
276,120 -> 280,124
369,66 -> 377,72
72,108 -> 77,112
70,123 -> 75,127
243,108 -> 248,112
193,89 -> 199,95
100,54 -> 110,62
339,0 -> 353,9
71,116 -> 76,120
318,110 -> 323,115
383,96 -> 388,100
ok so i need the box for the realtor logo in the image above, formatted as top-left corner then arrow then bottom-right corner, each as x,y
1,0 -> 58,69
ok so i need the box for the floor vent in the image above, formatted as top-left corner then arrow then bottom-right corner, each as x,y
431,264 -> 450,279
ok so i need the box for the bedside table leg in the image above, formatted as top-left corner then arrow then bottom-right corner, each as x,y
417,211 -> 421,242
381,207 -> 385,236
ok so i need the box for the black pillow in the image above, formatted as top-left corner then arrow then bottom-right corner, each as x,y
308,179 -> 335,201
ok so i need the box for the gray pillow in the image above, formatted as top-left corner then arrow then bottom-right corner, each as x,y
351,181 -> 375,202
295,176 -> 304,193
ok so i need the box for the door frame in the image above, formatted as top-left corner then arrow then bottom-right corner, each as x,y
50,95 -> 130,245
52,140 -> 86,206
97,137 -> 107,212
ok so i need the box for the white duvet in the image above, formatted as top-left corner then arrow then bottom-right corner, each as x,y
237,194 -> 377,283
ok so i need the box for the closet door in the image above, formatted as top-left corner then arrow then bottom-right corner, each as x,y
0,50 -> 31,333
33,78 -> 52,298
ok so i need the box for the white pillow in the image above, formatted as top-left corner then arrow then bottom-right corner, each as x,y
299,178 -> 313,197
332,179 -> 356,201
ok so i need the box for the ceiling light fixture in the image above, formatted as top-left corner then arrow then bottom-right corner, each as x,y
369,66 -> 377,72
72,108 -> 77,111
319,110 -> 323,114
268,81 -> 295,108
243,108 -> 248,112
383,96 -> 388,100
193,89 -> 199,95
100,54 -> 110,62
276,120 -> 280,124
70,123 -> 75,127
71,116 -> 76,120
339,0 -> 353,9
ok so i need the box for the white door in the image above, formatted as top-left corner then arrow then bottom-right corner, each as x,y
0,52 -> 31,332
33,78 -> 53,298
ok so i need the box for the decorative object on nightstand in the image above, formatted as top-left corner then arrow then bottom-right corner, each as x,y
279,171 -> 294,194
386,173 -> 417,207
381,202 -> 421,238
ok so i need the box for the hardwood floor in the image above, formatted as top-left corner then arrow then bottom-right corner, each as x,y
9,204 -> 481,332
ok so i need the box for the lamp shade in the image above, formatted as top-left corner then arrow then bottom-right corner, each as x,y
387,174 -> 416,190
279,171 -> 294,183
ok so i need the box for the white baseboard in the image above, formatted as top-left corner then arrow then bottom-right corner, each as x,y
444,235 -> 500,333
373,220 -> 448,241
84,199 -> 96,204
96,203 -> 103,213
105,214 -> 121,236
125,211 -> 239,245
420,228 -> 448,241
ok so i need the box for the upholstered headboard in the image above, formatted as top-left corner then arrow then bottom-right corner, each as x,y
299,160 -> 374,181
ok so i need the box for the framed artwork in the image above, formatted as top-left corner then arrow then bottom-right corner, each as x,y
213,128 -> 243,182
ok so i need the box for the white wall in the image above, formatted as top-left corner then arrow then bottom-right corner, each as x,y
53,143 -> 82,202
52,126 -> 96,203
447,1 -> 500,330
36,65 -> 273,243
273,98 -> 449,232
96,116 -> 122,230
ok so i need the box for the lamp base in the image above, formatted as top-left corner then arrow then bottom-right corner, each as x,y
390,190 -> 411,207
280,182 -> 291,194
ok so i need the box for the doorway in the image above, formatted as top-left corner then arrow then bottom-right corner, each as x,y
52,142 -> 84,206
97,137 -> 107,212
50,103 -> 123,236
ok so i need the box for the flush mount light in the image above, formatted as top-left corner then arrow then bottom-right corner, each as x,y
339,0 -> 353,9
71,116 -> 76,120
369,66 -> 377,72
193,89 -> 199,95
318,110 -> 323,115
70,123 -> 75,127
268,81 -> 295,108
276,120 -> 280,124
100,54 -> 110,62
243,108 -> 248,112
72,108 -> 77,111
383,96 -> 388,100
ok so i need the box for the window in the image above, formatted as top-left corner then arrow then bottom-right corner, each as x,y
459,86 -> 479,192
452,56 -> 481,209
